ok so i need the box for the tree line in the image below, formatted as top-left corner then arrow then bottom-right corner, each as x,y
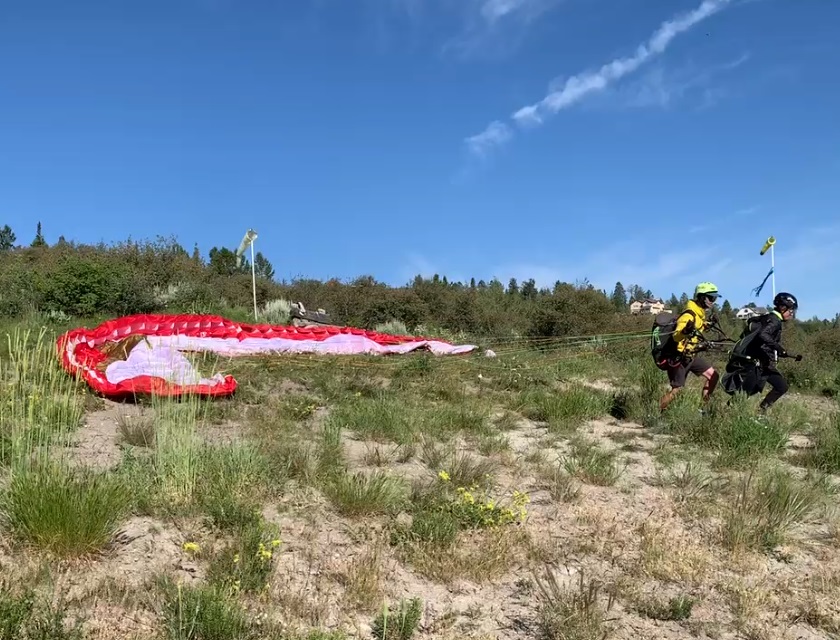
0,222 -> 837,346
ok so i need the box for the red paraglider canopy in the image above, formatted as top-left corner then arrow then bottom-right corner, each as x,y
57,313 -> 477,398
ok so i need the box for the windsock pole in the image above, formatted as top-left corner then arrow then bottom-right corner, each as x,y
250,238 -> 257,321
760,235 -> 777,361
235,228 -> 259,321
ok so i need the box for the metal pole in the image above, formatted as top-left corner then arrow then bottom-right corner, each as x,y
771,242 -> 777,363
250,240 -> 257,321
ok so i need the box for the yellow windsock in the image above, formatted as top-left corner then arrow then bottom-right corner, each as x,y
760,236 -> 775,256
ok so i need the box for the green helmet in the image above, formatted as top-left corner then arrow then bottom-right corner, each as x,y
694,282 -> 719,297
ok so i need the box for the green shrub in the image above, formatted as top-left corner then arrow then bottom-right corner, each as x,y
35,253 -> 155,317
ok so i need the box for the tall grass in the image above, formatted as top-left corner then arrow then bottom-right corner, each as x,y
0,327 -> 85,469
152,393 -> 204,506
0,327 -> 131,557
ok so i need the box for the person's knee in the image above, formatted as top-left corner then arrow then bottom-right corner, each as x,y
775,376 -> 789,395
702,367 -> 718,381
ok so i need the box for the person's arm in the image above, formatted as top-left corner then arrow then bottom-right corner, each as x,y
758,318 -> 785,358
673,311 -> 697,342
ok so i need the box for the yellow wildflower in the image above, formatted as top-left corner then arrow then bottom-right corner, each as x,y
438,470 -> 450,482
182,542 -> 200,554
270,539 -> 281,548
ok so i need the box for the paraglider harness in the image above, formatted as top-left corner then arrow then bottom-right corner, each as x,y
650,310 -> 733,371
720,314 -> 799,396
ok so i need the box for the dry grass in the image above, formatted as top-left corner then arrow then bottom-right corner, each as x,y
3,325 -> 840,640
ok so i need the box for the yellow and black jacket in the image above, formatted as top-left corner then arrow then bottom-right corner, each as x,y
672,300 -> 708,356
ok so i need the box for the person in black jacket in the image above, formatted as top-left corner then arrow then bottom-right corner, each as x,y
730,292 -> 802,412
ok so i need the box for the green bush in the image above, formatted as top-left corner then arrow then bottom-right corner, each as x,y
36,254 -> 155,317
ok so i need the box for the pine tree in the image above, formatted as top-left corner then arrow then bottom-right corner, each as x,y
30,222 -> 47,247
0,225 -> 15,251
611,282 -> 627,310
253,251 -> 275,280
521,278 -> 538,299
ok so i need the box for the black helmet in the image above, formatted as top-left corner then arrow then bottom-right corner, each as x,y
773,292 -> 798,311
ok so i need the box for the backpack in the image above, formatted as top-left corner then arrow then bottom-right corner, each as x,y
722,318 -> 767,395
650,309 -> 696,369
726,315 -> 766,369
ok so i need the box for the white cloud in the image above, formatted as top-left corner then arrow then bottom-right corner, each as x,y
615,52 -> 751,110
467,0 -> 736,155
440,0 -> 563,60
481,0 -> 531,22
464,120 -> 513,157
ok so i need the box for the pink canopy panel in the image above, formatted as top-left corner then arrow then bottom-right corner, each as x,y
57,314 -> 478,398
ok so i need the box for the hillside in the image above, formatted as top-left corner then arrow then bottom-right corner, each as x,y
1,235 -> 840,639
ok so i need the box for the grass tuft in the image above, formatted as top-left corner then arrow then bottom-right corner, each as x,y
721,468 -> 822,553
371,597 -> 422,640
117,412 -> 156,448
797,404 -> 840,472
207,518 -> 282,595
635,594 -> 694,621
533,567 -> 615,640
2,461 -> 132,556
324,470 -> 408,517
518,385 -> 612,433
329,395 -> 416,445
563,438 -> 626,486
159,578 -> 254,640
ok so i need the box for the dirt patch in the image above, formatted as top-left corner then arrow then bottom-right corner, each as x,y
200,419 -> 248,445
64,401 -> 142,471
54,516 -> 205,603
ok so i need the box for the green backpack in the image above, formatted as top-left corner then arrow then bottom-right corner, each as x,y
650,309 -> 696,369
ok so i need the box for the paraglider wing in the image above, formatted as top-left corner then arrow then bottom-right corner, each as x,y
56,314 -> 477,398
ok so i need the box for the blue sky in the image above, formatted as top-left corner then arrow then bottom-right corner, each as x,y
2,0 -> 838,318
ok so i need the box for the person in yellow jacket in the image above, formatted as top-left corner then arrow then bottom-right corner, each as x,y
659,282 -> 721,412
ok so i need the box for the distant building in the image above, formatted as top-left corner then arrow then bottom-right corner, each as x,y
630,298 -> 668,315
735,306 -> 768,320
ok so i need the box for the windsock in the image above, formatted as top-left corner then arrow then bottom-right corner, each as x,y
759,236 -> 775,256
235,229 -> 258,267
753,236 -> 776,297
